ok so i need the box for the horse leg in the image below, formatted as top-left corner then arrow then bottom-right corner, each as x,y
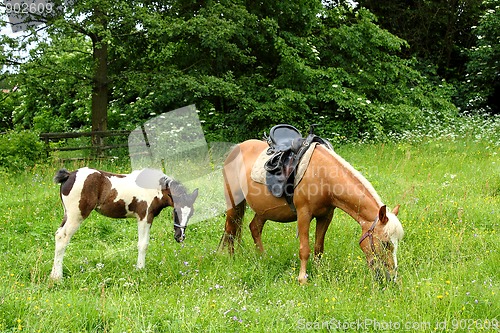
297,210 -> 313,285
249,215 -> 266,253
50,213 -> 83,280
314,209 -> 334,259
219,200 -> 246,255
136,218 -> 152,269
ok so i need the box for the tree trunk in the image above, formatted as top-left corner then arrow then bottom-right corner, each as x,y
90,8 -> 108,155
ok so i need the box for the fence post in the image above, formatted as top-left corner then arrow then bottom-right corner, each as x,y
40,133 -> 50,157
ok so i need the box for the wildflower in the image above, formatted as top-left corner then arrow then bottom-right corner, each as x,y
437,295 -> 444,299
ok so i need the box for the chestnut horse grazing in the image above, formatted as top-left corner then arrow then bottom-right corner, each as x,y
50,167 -> 198,280
220,140 -> 404,285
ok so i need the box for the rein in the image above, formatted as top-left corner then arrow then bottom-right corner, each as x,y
359,216 -> 379,254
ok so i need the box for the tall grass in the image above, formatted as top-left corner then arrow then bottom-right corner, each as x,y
0,115 -> 498,332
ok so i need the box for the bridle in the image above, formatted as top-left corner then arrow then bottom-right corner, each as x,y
359,216 -> 379,254
359,214 -> 398,282
173,209 -> 187,230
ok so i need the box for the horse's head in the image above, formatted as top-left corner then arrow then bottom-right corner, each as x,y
359,205 -> 404,284
159,176 -> 198,242
169,184 -> 198,243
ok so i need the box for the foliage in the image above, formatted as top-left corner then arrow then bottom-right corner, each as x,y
108,4 -> 459,142
462,0 -> 500,113
0,123 -> 498,332
302,7 -> 457,142
358,0 -> 484,80
0,76 -> 19,129
13,34 -> 93,132
2,1 -> 460,144
0,130 -> 46,171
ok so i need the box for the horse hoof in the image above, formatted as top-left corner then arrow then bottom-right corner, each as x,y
298,276 -> 308,285
49,274 -> 62,282
49,269 -> 63,281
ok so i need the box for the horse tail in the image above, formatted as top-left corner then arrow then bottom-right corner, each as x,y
54,168 -> 71,184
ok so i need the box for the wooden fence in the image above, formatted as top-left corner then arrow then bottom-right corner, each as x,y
40,130 -> 131,158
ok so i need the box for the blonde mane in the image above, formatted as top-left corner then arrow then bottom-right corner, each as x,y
324,147 -> 404,240
325,147 -> 384,206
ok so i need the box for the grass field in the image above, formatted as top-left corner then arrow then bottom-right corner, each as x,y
0,117 -> 499,332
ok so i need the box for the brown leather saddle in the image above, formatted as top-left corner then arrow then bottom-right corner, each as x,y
263,124 -> 332,212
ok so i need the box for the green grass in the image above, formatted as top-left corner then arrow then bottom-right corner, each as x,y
1,121 -> 499,332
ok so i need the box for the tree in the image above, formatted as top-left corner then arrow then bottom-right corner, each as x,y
1,0 -> 144,147
106,1 -> 457,142
464,1 -> 500,113
358,0 -> 484,77
2,0 -> 459,144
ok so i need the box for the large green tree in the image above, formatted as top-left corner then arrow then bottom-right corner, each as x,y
1,0 -> 145,145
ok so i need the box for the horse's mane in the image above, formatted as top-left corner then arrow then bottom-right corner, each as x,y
168,178 -> 189,197
325,147 -> 383,206
323,148 -> 404,240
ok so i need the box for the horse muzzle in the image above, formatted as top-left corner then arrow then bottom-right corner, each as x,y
174,233 -> 185,243
174,229 -> 185,243
374,266 -> 398,285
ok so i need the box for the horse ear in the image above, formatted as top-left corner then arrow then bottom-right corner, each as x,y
379,205 -> 389,224
392,204 -> 400,216
159,176 -> 168,190
191,188 -> 199,201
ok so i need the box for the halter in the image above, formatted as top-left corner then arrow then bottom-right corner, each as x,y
173,223 -> 187,229
359,216 -> 379,254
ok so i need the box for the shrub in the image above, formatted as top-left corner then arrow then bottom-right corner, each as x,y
0,131 -> 46,172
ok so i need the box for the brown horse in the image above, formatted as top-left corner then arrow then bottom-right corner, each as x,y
50,167 -> 198,280
220,139 -> 404,284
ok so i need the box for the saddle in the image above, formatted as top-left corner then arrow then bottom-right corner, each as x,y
263,124 -> 332,211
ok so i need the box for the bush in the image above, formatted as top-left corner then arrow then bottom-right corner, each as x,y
0,131 -> 46,172
463,1 -> 500,113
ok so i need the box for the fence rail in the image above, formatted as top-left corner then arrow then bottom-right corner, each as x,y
40,130 -> 131,157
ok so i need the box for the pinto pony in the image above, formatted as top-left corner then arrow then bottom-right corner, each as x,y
50,167 -> 198,280
220,140 -> 404,285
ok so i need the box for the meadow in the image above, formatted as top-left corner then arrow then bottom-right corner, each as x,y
0,115 -> 499,332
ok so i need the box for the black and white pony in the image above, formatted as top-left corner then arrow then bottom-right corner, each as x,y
50,167 -> 198,280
